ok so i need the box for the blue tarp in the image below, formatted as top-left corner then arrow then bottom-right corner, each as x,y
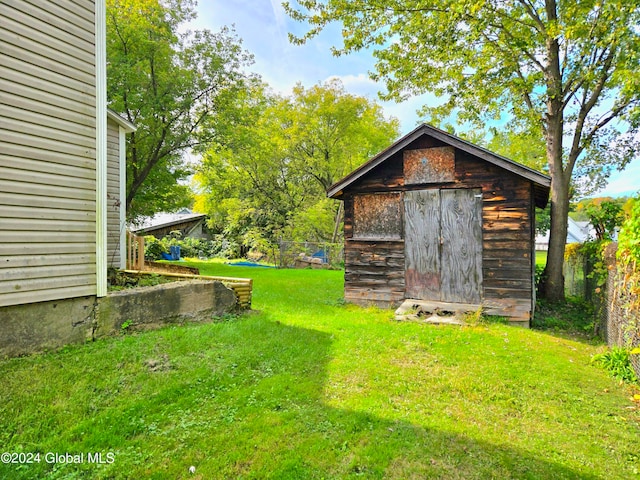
160,246 -> 181,261
311,250 -> 328,263
227,261 -> 275,268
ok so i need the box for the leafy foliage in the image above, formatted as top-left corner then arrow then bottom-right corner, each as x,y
618,196 -> 640,264
194,80 -> 399,250
583,200 -> 624,241
142,235 -> 240,261
106,0 -> 253,220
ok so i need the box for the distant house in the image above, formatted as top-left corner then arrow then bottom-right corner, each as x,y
328,124 -> 551,325
131,211 -> 209,240
0,1 -> 133,352
535,218 -> 592,251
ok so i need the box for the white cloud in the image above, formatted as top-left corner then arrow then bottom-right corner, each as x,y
595,160 -> 640,197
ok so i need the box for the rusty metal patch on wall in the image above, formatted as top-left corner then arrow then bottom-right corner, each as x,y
403,147 -> 455,185
353,192 -> 402,239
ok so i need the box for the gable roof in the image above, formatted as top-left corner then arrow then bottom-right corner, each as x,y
327,123 -> 551,208
107,108 -> 136,133
131,212 -> 207,234
535,218 -> 593,245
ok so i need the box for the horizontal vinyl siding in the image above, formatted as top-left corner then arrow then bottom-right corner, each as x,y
0,0 -> 97,307
106,118 -> 122,268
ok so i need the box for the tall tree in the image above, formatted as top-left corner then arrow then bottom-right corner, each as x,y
194,80 -> 399,247
106,0 -> 252,220
286,0 -> 640,301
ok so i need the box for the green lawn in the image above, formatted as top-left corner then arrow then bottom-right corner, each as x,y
1,260 -> 638,479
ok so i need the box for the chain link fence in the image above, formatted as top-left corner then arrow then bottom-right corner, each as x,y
563,253 -> 596,300
602,243 -> 640,379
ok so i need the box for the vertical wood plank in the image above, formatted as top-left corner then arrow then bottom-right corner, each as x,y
440,189 -> 483,303
404,190 -> 441,300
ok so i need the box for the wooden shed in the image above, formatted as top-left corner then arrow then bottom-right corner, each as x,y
328,124 -> 551,326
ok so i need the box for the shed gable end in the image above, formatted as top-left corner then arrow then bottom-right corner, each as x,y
404,147 -> 455,185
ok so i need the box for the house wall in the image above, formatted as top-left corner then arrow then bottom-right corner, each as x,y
106,117 -> 123,268
0,0 -> 98,307
342,138 -> 535,322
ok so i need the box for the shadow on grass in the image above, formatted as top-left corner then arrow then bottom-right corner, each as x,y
1,315 -> 599,479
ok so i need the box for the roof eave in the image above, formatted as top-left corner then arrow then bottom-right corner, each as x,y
327,123 -> 551,199
107,108 -> 137,133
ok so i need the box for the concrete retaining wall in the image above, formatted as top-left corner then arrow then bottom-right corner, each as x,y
94,279 -> 236,337
0,280 -> 237,358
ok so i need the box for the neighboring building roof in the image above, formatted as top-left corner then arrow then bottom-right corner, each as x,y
535,218 -> 593,245
327,123 -> 551,209
107,108 -> 136,133
567,219 -> 592,243
131,211 -> 207,234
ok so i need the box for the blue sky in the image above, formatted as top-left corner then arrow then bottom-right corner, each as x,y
188,0 -> 639,198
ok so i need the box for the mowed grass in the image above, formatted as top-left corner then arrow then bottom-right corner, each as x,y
1,260 -> 639,479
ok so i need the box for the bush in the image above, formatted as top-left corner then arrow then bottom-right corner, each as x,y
591,347 -> 638,384
144,236 -> 166,260
143,235 -> 240,260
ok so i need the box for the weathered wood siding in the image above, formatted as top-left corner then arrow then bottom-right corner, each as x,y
106,117 -> 122,268
342,142 -> 535,320
344,237 -> 406,307
0,0 -> 97,307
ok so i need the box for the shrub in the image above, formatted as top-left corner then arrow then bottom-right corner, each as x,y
144,236 -> 166,260
591,347 -> 638,384
143,235 -> 240,260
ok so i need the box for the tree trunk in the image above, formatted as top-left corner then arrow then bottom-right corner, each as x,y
541,17 -> 568,303
544,173 -> 569,302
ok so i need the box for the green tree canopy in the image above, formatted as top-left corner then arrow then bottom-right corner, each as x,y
194,79 -> 400,249
106,0 -> 253,220
286,0 -> 640,301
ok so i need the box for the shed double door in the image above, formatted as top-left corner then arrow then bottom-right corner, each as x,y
404,188 -> 482,303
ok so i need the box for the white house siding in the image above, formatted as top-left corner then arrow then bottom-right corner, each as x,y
106,117 -> 122,268
0,0 -> 98,307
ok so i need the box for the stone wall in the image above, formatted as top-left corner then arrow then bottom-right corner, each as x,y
0,280 -> 237,358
